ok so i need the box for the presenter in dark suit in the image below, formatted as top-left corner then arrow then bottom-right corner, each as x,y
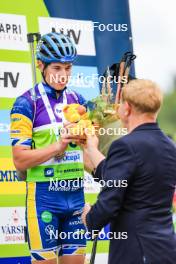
82,79 -> 176,264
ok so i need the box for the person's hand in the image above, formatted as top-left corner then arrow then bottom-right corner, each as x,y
84,133 -> 99,152
58,122 -> 86,153
81,203 -> 91,227
83,150 -> 95,172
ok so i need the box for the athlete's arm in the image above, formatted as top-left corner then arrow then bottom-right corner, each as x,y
10,95 -> 81,171
12,138 -> 70,171
74,92 -> 87,107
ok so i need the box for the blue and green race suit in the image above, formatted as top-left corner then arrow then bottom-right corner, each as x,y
10,82 -> 87,261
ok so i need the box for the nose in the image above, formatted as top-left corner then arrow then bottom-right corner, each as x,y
59,69 -> 67,83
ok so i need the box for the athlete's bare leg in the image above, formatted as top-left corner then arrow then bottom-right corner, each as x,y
60,255 -> 85,264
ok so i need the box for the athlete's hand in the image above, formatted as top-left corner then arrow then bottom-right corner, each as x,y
62,122 -> 86,143
55,123 -> 86,156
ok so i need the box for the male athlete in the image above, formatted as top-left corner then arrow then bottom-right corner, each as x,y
10,32 -> 87,264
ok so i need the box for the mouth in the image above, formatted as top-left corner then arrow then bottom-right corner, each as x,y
56,81 -> 66,86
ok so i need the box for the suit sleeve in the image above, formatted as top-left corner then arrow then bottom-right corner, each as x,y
86,139 -> 136,232
73,91 -> 87,107
93,159 -> 106,182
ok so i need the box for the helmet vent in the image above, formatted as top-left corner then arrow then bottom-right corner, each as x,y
40,49 -> 50,58
61,38 -> 67,43
71,46 -> 74,54
65,46 -> 69,54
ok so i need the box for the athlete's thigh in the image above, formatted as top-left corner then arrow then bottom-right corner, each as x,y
59,255 -> 85,264
26,182 -> 59,262
58,210 -> 86,257
58,181 -> 86,263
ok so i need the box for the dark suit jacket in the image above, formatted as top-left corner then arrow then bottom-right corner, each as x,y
86,123 -> 176,264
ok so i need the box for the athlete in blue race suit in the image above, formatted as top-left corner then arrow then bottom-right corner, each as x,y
11,32 -> 88,264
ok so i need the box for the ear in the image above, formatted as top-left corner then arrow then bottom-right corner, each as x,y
37,60 -> 45,71
124,101 -> 131,116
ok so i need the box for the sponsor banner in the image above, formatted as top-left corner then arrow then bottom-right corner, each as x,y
0,158 -> 15,170
0,98 -> 15,111
0,170 -> 18,182
0,110 -> 10,146
68,65 -> 100,100
0,207 -> 26,244
0,158 -> 18,182
0,14 -> 28,51
0,182 -> 26,194
38,17 -> 96,56
0,257 -> 31,264
44,0 -> 135,76
0,62 -> 32,98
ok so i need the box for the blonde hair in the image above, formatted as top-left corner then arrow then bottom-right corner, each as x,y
122,79 -> 163,113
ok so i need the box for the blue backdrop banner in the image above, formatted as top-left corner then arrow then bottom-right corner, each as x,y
43,0 -> 134,79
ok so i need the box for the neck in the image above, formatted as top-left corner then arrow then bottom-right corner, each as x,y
127,114 -> 157,133
56,90 -> 60,99
42,81 -> 61,97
